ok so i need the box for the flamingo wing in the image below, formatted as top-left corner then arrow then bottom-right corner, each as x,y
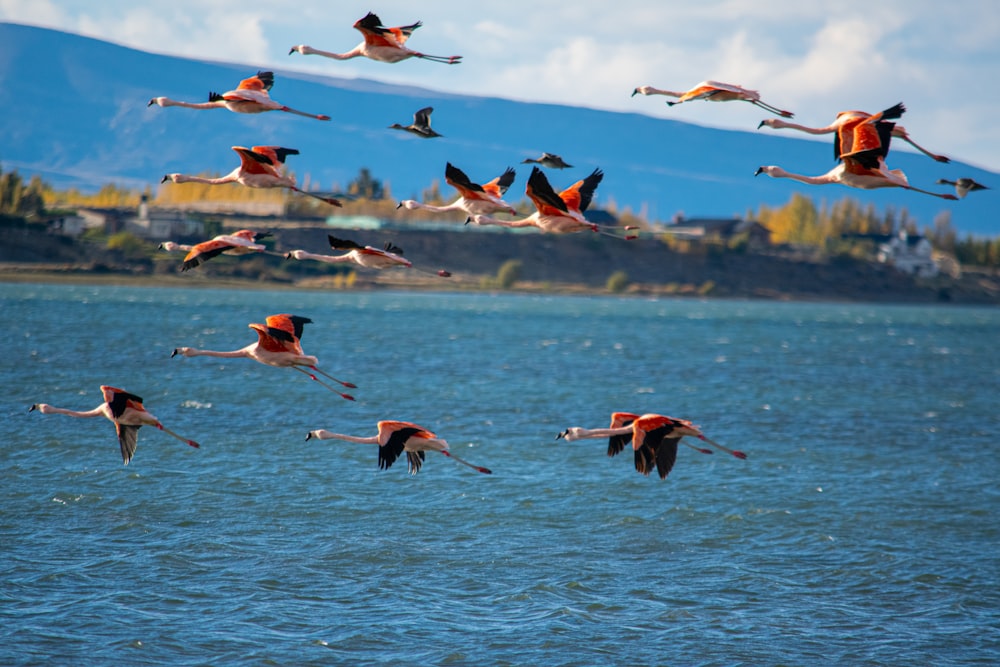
181,239 -> 236,271
265,314 -> 312,341
445,163 -> 485,196
328,234 -> 364,251
490,167 -> 516,195
380,426 -> 422,471
526,166 -> 568,215
250,146 -> 299,165
236,71 -> 274,92
608,411 -> 639,457
232,146 -> 280,175
115,422 -> 141,465
103,386 -> 144,418
650,434 -> 681,480
560,168 -> 603,213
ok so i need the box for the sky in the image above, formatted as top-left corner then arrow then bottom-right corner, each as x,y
3,0 -> 1000,173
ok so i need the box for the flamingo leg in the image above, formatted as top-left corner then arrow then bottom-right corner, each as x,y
280,106 -> 331,121
752,99 -> 794,118
288,187 -> 343,207
681,440 -> 713,455
698,435 -> 747,459
290,366 -> 355,400
441,450 -> 492,474
156,423 -> 201,449
415,53 -> 462,64
308,365 -> 357,389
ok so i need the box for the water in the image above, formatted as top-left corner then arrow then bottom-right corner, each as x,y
3,284 -> 999,666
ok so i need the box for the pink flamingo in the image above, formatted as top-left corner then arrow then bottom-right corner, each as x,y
397,163 -> 517,217
161,146 -> 343,208
633,81 -> 793,117
29,385 -> 200,465
467,167 -> 637,239
148,71 -> 329,121
171,314 -> 356,400
305,420 -> 491,475
557,412 -> 745,479
759,103 -> 949,163
289,12 -> 461,65
286,235 -> 451,277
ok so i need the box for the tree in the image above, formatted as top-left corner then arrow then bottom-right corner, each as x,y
496,259 -> 523,288
347,168 -> 384,200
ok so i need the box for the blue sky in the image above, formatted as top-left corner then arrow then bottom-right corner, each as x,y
3,1 -> 999,172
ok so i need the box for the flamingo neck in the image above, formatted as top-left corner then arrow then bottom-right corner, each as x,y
290,250 -> 349,264
563,426 -> 631,441
309,430 -> 379,444
171,173 -> 238,185
177,346 -> 252,359
34,404 -> 106,418
158,98 -> 224,110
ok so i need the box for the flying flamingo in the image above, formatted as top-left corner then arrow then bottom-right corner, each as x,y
397,163 -> 517,217
389,107 -> 441,138
305,420 -> 492,475
556,412 -> 745,480
285,234 -> 451,277
171,314 -> 356,400
936,177 -> 989,199
758,103 -> 950,163
167,229 -> 276,271
466,166 -> 638,239
755,161 -> 957,200
161,145 -> 343,207
632,81 -> 794,117
29,385 -> 200,465
756,103 -> 958,199
289,12 -> 461,65
147,71 -> 330,121
521,153 -> 573,169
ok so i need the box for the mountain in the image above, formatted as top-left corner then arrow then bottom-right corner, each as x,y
1,22 -> 996,236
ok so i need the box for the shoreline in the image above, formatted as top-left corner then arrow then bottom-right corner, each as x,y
4,266 -> 998,306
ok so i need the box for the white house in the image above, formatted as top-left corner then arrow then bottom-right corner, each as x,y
877,231 -> 939,278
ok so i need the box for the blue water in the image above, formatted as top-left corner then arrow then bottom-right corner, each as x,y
3,283 -> 999,666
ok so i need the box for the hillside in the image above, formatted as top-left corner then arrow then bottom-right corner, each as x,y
0,22 -> 996,236
2,221 -> 998,305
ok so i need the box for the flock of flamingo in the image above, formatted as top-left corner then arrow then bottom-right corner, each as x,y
33,10 -> 989,478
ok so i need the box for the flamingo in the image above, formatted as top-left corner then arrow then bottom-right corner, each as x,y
305,420 -> 491,475
171,314 -> 356,400
29,385 -> 200,465
397,163 -> 517,217
389,106 -> 441,138
170,229 -> 275,272
521,153 -> 573,169
633,81 -> 793,118
285,234 -> 451,277
755,159 -> 958,200
161,146 -> 343,207
467,166 -> 638,239
936,177 -> 989,199
556,412 -> 745,480
289,12 -> 461,65
759,104 -> 950,163
147,71 -> 330,121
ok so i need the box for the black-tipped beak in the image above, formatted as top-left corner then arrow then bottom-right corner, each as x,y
555,430 -> 567,440
631,88 -> 639,97
160,175 -> 169,183
754,167 -> 765,177
28,404 -> 38,412
395,202 -> 403,209
305,432 -> 314,441
288,47 -> 296,55
757,120 -> 766,130
147,99 -> 155,107
170,349 -> 179,358
464,216 -> 472,225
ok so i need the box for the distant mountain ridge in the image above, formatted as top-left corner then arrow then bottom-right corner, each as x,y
1,22 -> 995,235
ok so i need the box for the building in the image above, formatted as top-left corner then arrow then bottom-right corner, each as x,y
662,215 -> 771,247
876,231 -> 939,278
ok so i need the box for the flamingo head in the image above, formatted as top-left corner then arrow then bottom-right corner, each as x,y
757,119 -> 776,130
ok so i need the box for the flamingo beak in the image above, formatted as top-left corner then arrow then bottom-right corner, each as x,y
757,120 -> 767,130
754,167 -> 765,177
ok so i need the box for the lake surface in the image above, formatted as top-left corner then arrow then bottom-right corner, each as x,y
3,284 -> 999,666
